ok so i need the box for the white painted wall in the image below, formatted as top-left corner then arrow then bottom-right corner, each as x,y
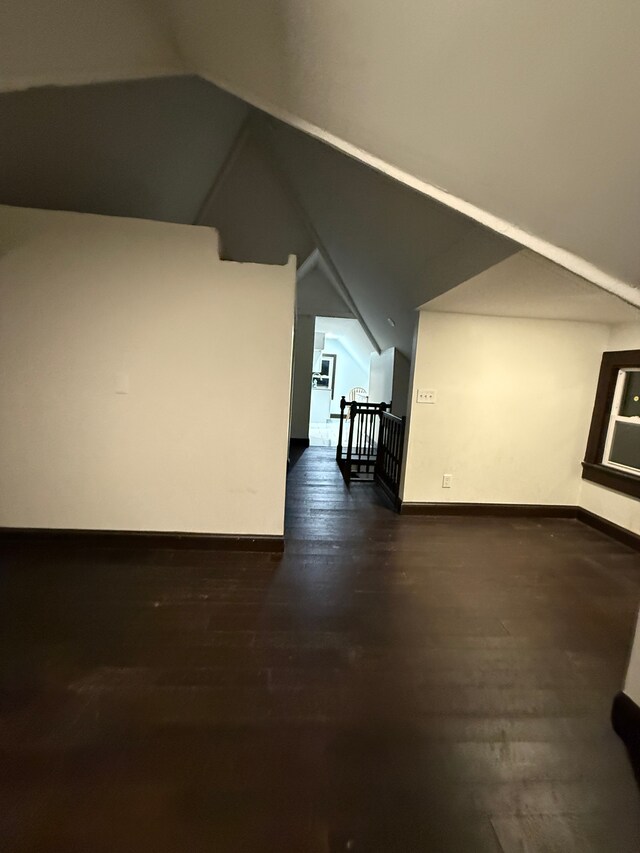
580,482 -> 640,538
402,311 -> 609,506
0,0 -> 181,90
369,348 -> 411,415
324,340 -> 369,416
369,349 -> 394,407
313,317 -> 374,415
0,205 -> 295,537
578,321 -> 640,536
605,322 -> 640,353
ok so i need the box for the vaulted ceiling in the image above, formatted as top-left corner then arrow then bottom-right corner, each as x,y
0,75 -> 516,355
1,1 -> 639,354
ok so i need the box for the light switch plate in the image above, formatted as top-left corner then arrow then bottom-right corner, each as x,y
417,388 -> 436,404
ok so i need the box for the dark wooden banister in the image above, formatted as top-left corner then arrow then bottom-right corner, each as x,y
374,409 -> 407,508
336,397 -> 404,500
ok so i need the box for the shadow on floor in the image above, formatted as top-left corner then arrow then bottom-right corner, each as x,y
287,441 -> 308,473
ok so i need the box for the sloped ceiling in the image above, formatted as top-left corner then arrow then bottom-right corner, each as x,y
2,0 -> 640,306
165,0 -> 640,301
268,119 -> 515,353
0,76 -> 248,224
0,75 -> 519,356
296,253 -> 354,320
197,118 -> 313,266
315,317 -> 376,373
424,251 -> 640,325
0,0 -> 640,301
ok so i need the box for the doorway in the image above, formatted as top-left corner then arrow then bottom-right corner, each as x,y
309,317 -> 376,447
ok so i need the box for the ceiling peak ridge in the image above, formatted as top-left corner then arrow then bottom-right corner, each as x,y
258,117 -> 381,353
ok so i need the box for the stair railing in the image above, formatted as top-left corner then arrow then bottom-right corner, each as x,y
336,397 -> 385,484
374,408 -> 407,507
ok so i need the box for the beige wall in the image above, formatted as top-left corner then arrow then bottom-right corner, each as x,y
369,347 -> 411,416
0,0 -> 181,91
604,322 -> 640,353
402,311 -> 609,506
0,205 -> 295,536
369,349 -> 394,406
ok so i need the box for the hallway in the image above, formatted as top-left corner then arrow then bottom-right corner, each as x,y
1,447 -> 640,851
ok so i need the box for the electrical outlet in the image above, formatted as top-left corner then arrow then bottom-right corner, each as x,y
417,388 -> 436,404
442,474 -> 452,488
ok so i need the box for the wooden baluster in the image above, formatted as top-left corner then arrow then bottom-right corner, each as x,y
383,416 -> 387,481
391,420 -> 396,485
337,396 -> 346,464
346,400 -> 357,484
397,416 -> 407,496
375,406 -> 383,481
384,419 -> 389,483
370,409 -> 375,475
357,409 -> 364,476
384,417 -> 389,484
381,403 -> 388,483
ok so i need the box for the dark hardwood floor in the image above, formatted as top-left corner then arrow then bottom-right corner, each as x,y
1,446 -> 639,851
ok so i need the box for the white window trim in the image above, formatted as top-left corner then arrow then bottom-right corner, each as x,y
602,368 -> 640,475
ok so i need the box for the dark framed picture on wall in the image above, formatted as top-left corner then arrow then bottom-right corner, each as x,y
312,354 -> 337,397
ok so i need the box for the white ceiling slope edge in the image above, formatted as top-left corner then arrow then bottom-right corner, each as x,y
0,73 -> 515,357
268,118 -> 516,356
424,251 -> 640,325
164,0 -> 640,303
2,0 -> 639,308
296,251 -> 354,321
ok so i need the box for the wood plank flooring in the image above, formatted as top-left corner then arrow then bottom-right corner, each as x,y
1,446 -> 639,851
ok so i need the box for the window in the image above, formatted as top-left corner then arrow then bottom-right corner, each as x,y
582,350 -> 640,500
603,369 -> 640,474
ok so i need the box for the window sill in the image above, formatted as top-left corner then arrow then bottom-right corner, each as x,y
581,461 -> 640,500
